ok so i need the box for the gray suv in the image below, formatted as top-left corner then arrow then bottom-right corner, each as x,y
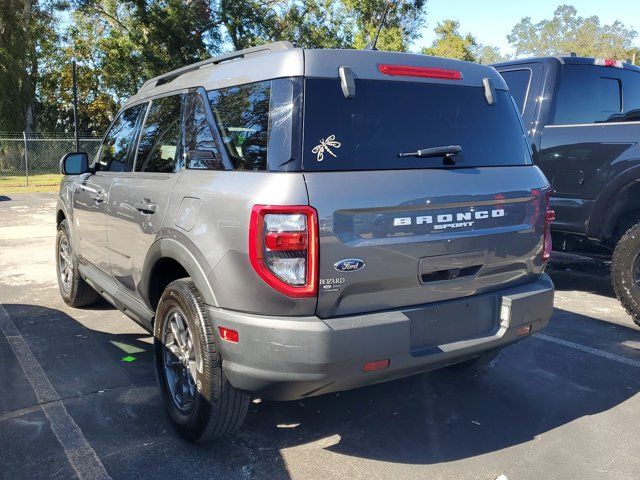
55,42 -> 555,442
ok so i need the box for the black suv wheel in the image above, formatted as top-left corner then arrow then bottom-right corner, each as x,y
612,222 -> 640,327
56,219 -> 99,307
154,278 -> 249,442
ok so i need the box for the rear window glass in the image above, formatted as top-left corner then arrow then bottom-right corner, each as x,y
302,79 -> 531,171
500,69 -> 531,114
554,65 -> 622,124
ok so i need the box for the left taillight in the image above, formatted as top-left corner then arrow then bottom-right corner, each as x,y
538,189 -> 556,262
249,205 -> 318,297
543,190 -> 556,262
529,188 -> 555,263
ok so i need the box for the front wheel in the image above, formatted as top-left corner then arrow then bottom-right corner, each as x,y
154,278 -> 249,442
612,222 -> 640,327
56,219 -> 99,307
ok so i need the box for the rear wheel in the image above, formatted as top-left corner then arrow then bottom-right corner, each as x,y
56,219 -> 99,307
612,222 -> 640,327
154,278 -> 249,442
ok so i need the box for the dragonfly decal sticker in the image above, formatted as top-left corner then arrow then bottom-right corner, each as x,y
312,135 -> 341,162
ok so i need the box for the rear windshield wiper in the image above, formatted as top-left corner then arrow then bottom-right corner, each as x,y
397,145 -> 463,163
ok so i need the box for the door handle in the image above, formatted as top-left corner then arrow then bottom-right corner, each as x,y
93,191 -> 107,203
136,200 -> 157,214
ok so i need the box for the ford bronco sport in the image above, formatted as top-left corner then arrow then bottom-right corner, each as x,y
493,55 -> 640,324
56,42 -> 555,442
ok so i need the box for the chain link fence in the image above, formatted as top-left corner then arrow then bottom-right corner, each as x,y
0,132 -> 101,190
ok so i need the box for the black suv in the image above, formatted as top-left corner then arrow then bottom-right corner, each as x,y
494,55 -> 640,324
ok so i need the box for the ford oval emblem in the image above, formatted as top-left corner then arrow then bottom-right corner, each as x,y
334,258 -> 366,272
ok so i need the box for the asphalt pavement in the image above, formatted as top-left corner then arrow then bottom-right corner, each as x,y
1,192 -> 640,480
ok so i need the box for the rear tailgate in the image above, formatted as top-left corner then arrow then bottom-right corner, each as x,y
306,166 -> 549,318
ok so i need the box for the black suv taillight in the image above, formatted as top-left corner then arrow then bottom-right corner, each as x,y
249,205 -> 318,297
531,189 -> 555,262
543,190 -> 556,262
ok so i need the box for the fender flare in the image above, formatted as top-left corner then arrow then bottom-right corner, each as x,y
141,236 -> 218,309
587,166 -> 640,239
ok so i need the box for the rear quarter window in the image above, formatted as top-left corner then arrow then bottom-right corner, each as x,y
554,65 -> 623,124
499,69 -> 531,114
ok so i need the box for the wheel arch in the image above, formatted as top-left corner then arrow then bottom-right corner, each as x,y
142,237 -> 218,313
587,168 -> 640,243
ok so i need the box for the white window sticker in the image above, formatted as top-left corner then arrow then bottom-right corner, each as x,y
312,135 -> 341,161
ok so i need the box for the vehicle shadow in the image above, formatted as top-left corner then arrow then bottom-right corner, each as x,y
3,303 -> 640,478
547,251 -> 615,298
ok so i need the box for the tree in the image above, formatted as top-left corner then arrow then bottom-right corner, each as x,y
219,0 -> 351,50
0,0 -> 30,132
508,4 -> 638,59
344,0 -> 427,52
422,19 -> 476,61
0,0 -> 64,132
474,44 -> 508,65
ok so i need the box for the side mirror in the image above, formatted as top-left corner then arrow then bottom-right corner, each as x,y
60,152 -> 89,175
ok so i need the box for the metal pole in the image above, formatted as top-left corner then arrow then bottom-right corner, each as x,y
72,60 -> 80,152
23,131 -> 29,186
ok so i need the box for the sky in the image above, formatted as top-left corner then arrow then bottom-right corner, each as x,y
413,0 -> 640,54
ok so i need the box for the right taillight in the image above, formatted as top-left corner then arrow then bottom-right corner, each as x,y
248,205 -> 318,297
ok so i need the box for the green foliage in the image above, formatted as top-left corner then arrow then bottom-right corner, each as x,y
219,0 -> 352,50
508,4 -> 638,59
0,0 -> 30,132
422,20 -> 476,61
1,0 -> 64,132
344,0 -> 426,52
474,45 -> 508,65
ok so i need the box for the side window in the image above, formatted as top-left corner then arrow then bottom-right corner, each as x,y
500,69 -> 531,115
95,104 -> 145,172
135,95 -> 183,173
208,81 -> 270,170
620,71 -> 640,122
184,93 -> 223,170
554,65 -> 622,125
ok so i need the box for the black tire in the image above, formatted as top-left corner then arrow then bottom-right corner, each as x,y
56,219 -> 100,307
612,222 -> 640,327
154,278 -> 249,442
448,349 -> 500,371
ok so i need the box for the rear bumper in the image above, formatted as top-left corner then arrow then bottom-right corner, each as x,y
208,275 -> 554,401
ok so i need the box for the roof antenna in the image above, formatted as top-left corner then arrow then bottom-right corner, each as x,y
365,2 -> 394,51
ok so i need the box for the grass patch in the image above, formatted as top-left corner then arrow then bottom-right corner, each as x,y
0,173 -> 62,193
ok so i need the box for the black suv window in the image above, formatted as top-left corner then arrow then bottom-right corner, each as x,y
135,95 -> 183,173
302,78 -> 531,171
184,93 -> 223,170
95,104 -> 145,172
608,69 -> 640,123
500,69 -> 531,114
554,65 -> 622,125
208,81 -> 270,170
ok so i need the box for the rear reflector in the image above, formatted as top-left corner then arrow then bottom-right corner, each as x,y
363,359 -> 390,372
218,327 -> 239,343
378,64 -> 462,80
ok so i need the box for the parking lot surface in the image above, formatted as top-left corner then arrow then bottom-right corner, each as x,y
1,193 -> 640,480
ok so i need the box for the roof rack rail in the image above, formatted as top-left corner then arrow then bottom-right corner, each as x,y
140,41 -> 295,91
